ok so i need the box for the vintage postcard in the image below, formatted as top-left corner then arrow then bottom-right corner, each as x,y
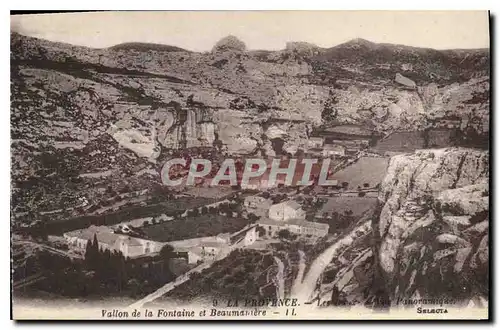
10,11 -> 490,320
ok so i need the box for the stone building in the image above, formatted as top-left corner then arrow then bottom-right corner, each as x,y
64,225 -> 164,258
257,218 -> 329,238
269,200 -> 306,222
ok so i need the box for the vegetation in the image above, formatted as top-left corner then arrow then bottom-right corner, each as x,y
163,249 -> 276,303
109,42 -> 188,52
159,244 -> 175,261
18,243 -> 177,299
318,210 -> 356,234
142,203 -> 249,242
278,229 -> 293,240
25,196 -> 213,236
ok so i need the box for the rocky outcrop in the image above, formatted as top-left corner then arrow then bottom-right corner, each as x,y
395,73 -> 416,88
374,148 -> 489,305
9,32 -> 490,219
212,35 -> 246,53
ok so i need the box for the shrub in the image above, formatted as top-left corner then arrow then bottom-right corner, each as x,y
278,229 -> 292,240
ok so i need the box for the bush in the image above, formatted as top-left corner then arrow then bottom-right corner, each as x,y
256,226 -> 266,237
278,229 -> 292,240
159,244 -> 175,260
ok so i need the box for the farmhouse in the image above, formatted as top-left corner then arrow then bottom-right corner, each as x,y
257,200 -> 328,237
172,241 -> 223,264
64,225 -> 164,258
257,218 -> 329,238
269,200 -> 306,222
322,144 -> 346,157
307,137 -> 325,149
167,233 -> 235,264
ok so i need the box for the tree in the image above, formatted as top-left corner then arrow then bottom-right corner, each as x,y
84,239 -> 93,262
342,182 -> 349,189
84,234 -> 100,270
189,208 -> 200,217
278,229 -> 292,240
363,183 -> 370,188
159,244 -> 175,261
143,220 -> 150,227
105,185 -> 114,194
248,213 -> 259,222
92,234 -> 99,252
256,226 -> 266,237
200,206 -> 208,215
368,132 -> 378,148
358,192 -> 366,197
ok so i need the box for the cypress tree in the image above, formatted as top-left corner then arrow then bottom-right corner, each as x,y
84,239 -> 93,266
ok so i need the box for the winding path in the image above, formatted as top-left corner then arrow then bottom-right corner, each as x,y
273,257 -> 285,299
290,220 -> 372,304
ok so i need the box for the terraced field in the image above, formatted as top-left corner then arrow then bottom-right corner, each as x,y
317,196 -> 379,218
330,156 -> 389,189
372,131 -> 425,154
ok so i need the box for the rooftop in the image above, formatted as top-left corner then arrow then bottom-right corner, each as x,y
275,200 -> 302,210
324,144 -> 346,151
65,225 -> 144,247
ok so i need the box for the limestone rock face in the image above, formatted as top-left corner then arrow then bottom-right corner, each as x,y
395,73 -> 416,88
285,41 -> 320,57
375,148 -> 489,304
158,108 -> 216,149
10,32 -> 490,219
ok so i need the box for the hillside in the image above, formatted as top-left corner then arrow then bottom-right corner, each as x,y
108,42 -> 189,53
10,32 -> 490,226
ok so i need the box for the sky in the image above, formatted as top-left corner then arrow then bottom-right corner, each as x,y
10,11 -> 490,51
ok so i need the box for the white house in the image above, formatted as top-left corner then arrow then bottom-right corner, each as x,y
322,144 -> 346,157
186,251 -> 203,264
257,218 -> 329,238
63,225 -> 164,258
169,235 -> 229,264
243,226 -> 258,246
269,200 -> 306,222
307,137 -> 325,149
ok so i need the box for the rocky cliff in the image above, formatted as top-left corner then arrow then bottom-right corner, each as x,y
10,32 -> 490,220
373,148 -> 489,306
11,33 -> 490,158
